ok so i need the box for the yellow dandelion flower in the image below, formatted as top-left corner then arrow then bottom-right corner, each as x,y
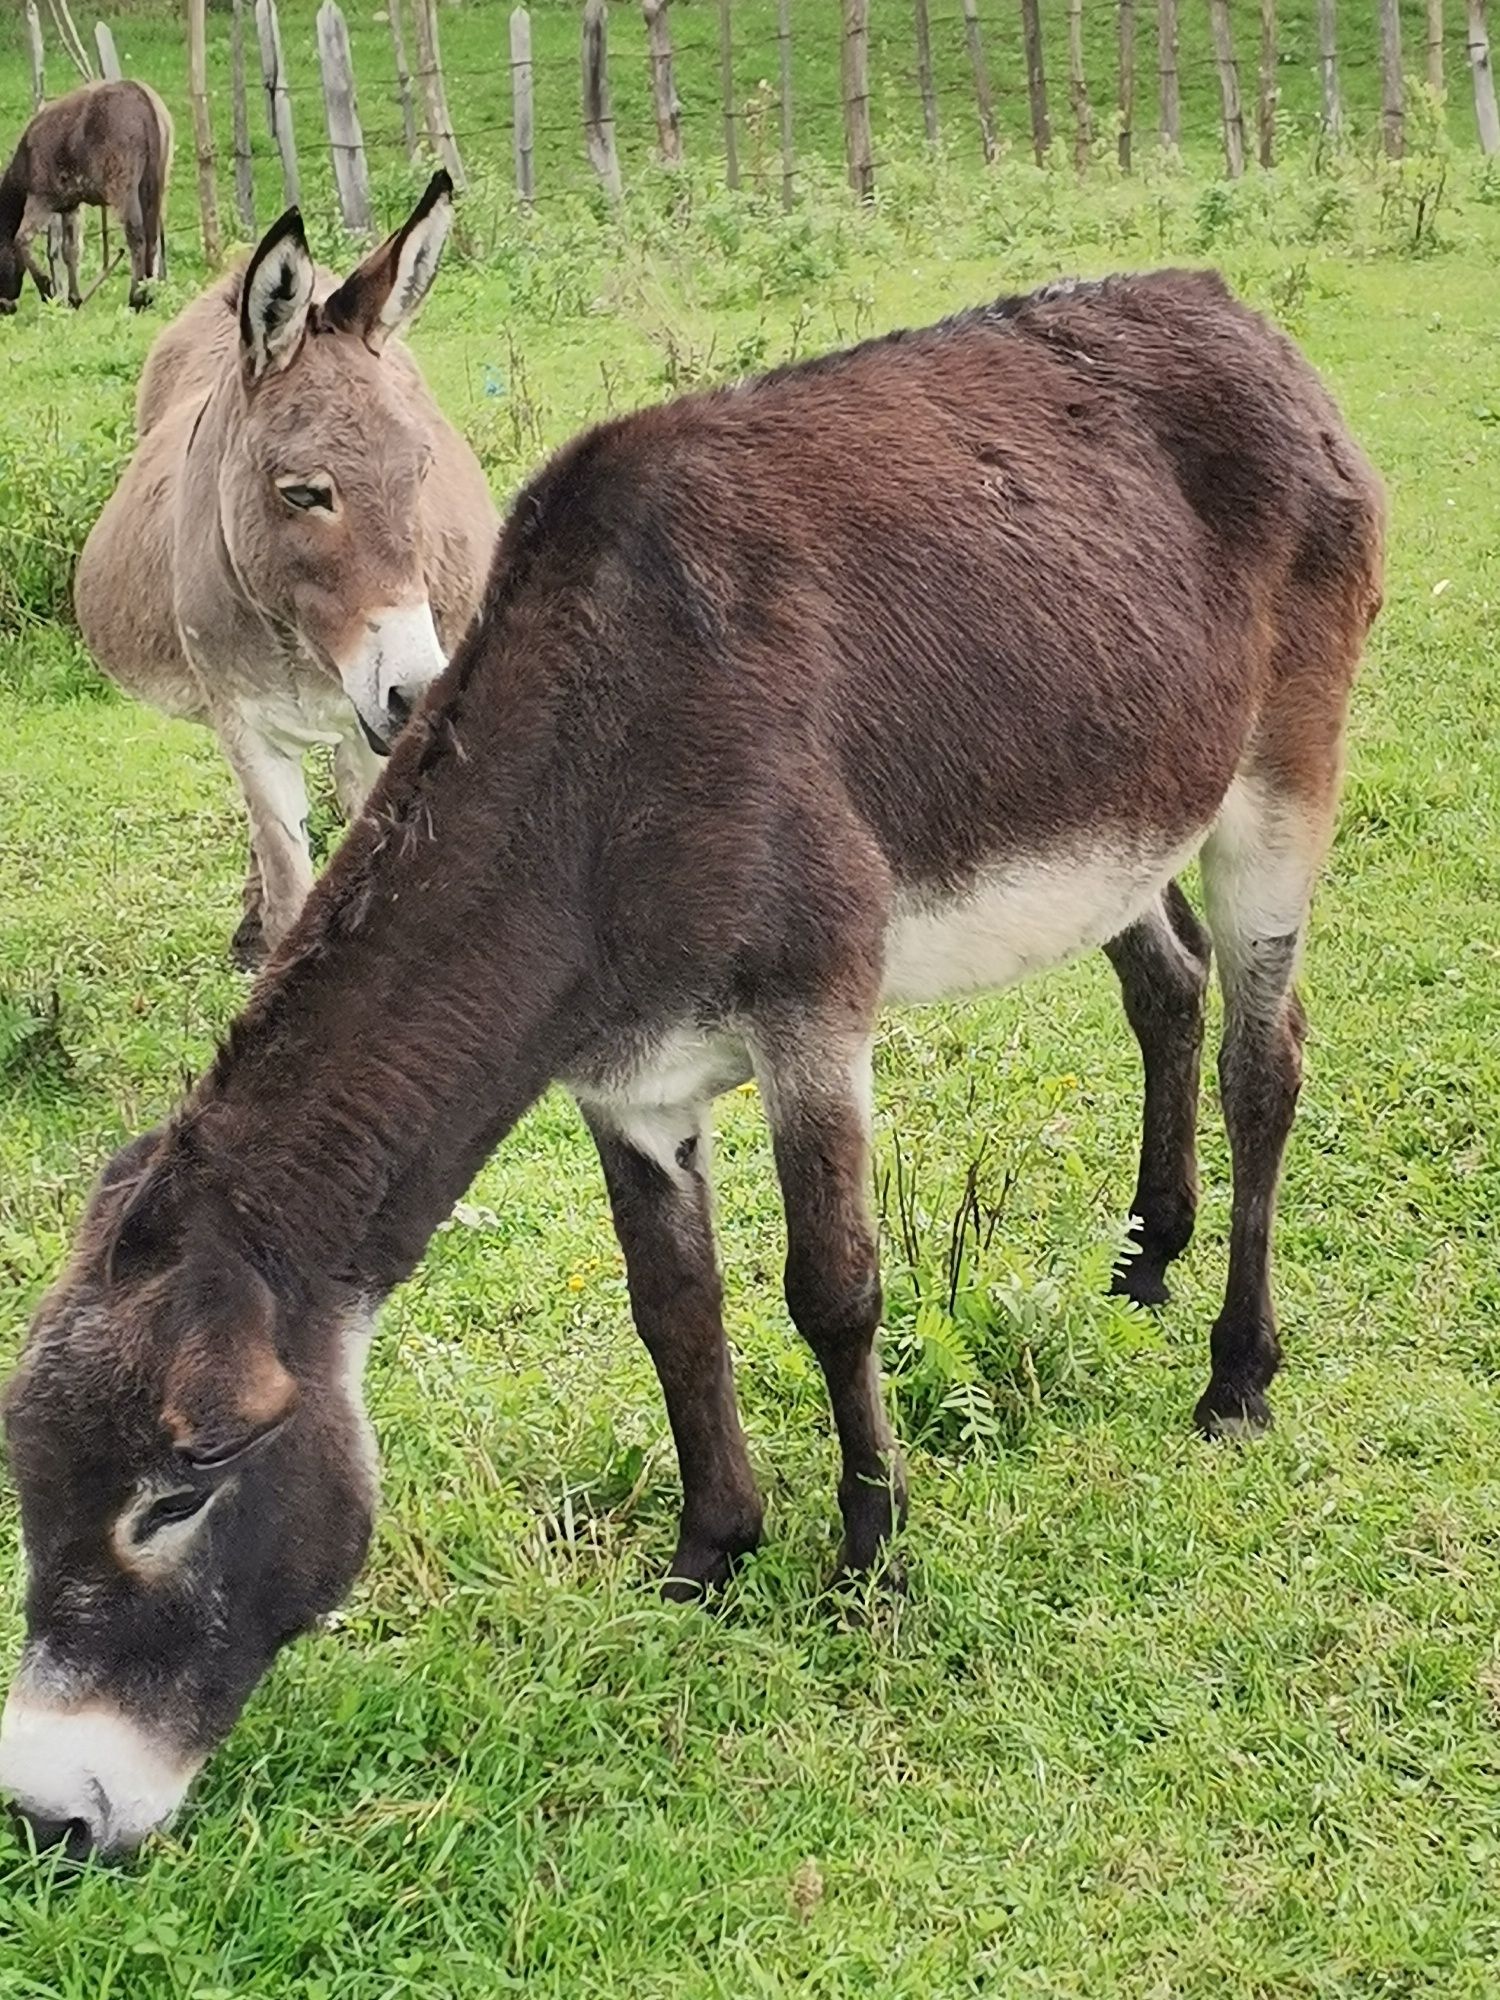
567,1272 -> 586,1292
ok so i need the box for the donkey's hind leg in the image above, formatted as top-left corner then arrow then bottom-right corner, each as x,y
1105,880 -> 1212,1308
120,190 -> 152,311
1194,772 -> 1330,1437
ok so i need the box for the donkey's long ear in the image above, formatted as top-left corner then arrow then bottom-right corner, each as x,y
240,206 -> 316,382
319,170 -> 453,352
102,1153 -> 180,1286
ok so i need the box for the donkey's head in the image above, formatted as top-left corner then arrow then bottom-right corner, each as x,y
0,236 -> 23,315
0,1131 -> 377,1858
220,172 -> 458,752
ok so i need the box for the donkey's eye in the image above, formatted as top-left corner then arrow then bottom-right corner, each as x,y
277,481 -> 334,513
136,1488 -> 211,1543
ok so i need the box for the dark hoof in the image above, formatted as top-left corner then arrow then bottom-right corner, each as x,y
1194,1379 -> 1273,1439
660,1527 -> 759,1602
1111,1259 -> 1171,1309
229,914 -> 267,972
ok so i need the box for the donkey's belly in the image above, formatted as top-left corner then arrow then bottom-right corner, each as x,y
881,834 -> 1203,1005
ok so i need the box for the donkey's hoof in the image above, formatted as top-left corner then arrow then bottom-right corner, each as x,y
1194,1379 -> 1273,1440
1111,1259 -> 1171,1310
229,916 -> 267,972
660,1531 -> 757,1603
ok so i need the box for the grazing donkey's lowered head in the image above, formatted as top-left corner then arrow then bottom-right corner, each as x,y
1,1126 -> 378,1858
74,170 -> 498,965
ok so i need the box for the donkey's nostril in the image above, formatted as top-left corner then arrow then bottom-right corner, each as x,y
386,687 -> 413,732
10,1805 -> 98,1861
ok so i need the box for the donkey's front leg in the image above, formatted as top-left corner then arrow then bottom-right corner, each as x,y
754,1025 -> 907,1580
215,710 -> 313,960
60,210 -> 83,310
333,724 -> 385,824
20,239 -> 53,304
586,1105 -> 763,1597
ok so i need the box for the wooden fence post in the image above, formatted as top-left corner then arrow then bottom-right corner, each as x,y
230,0 -> 256,234
777,0 -> 794,207
1379,0 -> 1404,155
1471,0 -> 1500,150
914,0 -> 939,142
1158,0 -> 1179,144
1020,0 -> 1051,161
1316,0 -> 1341,135
1068,0 -> 1094,164
1258,0 -> 1276,165
1117,0 -> 1136,168
95,22 -> 121,79
841,0 -> 875,198
511,6 -> 535,200
255,0 -> 302,208
317,0 -> 373,236
413,0 -> 466,188
1427,0 -> 1445,94
389,0 -> 420,161
186,0 -> 222,264
1207,0 -> 1246,176
642,0 -> 682,162
24,1 -> 66,295
719,0 -> 740,190
962,0 -> 999,163
582,0 -> 622,201
24,4 -> 46,108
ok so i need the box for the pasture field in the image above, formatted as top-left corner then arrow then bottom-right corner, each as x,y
4,14 -> 1500,1994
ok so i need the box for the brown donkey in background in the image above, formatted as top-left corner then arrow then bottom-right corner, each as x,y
1,269 -> 1384,1858
0,80 -> 172,313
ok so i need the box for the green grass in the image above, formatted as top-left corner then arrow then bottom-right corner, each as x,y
4,25 -> 1500,1998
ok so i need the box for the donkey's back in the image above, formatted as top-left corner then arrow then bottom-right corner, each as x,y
532,268 -> 1381,918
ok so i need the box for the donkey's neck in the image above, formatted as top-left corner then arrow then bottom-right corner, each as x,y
183,646 -> 595,1295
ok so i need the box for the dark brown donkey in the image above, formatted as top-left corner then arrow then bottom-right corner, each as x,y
0,80 -> 172,314
0,270 -> 1383,1858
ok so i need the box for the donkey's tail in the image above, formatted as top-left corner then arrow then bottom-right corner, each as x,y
141,83 -> 173,280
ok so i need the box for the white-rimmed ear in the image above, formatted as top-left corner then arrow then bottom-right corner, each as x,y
239,206 -> 316,382
319,170 -> 453,352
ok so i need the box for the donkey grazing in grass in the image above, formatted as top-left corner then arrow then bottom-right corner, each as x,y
0,81 -> 172,314
74,172 -> 498,966
1,269 -> 1383,1858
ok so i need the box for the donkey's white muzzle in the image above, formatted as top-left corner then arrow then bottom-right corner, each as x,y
337,600 -> 446,753
0,1685 -> 201,1858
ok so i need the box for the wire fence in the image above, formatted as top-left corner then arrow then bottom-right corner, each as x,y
19,0 -> 1500,256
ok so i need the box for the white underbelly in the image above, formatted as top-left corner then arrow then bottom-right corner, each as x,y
573,835 -> 1206,1150
880,838 -> 1201,1005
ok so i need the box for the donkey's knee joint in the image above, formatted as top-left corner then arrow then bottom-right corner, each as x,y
785,1262 -> 881,1356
